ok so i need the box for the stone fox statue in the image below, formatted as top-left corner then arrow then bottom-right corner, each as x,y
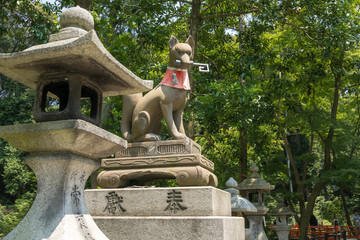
121,35 -> 195,142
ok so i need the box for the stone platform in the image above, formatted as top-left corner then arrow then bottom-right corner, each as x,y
97,139 -> 218,188
93,216 -> 244,240
84,187 -> 245,240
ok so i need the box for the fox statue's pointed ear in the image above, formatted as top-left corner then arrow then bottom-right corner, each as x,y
169,35 -> 179,50
185,35 -> 195,50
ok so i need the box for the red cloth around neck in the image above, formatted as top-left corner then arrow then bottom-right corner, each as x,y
159,67 -> 190,90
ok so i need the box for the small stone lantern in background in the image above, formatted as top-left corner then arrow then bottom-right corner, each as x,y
268,197 -> 295,240
225,177 -> 257,239
238,164 -> 275,240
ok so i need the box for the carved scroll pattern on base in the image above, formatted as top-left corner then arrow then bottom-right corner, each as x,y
97,166 -> 218,188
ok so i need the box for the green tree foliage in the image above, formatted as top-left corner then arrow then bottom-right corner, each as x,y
2,0 -> 360,239
251,0 -> 360,237
0,0 -> 58,237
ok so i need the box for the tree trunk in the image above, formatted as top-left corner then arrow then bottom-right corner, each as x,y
298,182 -> 327,239
340,185 -> 353,226
186,0 -> 202,139
299,209 -> 313,240
239,129 -> 248,182
189,0 -> 201,60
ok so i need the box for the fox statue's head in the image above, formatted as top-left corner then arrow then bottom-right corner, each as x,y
168,35 -> 195,69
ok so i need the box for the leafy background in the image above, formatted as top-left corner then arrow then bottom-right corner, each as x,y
1,0 -> 360,239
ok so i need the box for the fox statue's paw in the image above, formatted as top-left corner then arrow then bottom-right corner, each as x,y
173,132 -> 187,140
133,133 -> 161,142
145,133 -> 162,141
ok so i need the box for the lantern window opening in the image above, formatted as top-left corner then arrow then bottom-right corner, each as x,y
80,85 -> 98,119
245,218 -> 250,228
249,192 -> 258,203
41,81 -> 69,113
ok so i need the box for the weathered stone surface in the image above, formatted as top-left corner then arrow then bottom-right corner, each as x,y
98,139 -> 218,187
121,36 -> 194,142
33,72 -> 104,125
0,7 -> 153,97
60,6 -> 94,31
98,165 -> 218,188
114,139 -> 202,158
237,164 -> 274,191
224,178 -> 257,214
270,225 -> 292,240
3,153 -> 108,240
103,154 -> 214,171
0,119 -> 127,159
93,216 -> 245,240
0,118 -> 128,239
85,187 -> 231,217
238,165 -> 274,240
247,215 -> 269,240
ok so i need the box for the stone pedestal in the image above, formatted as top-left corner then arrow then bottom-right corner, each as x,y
0,120 -> 127,240
85,187 -> 245,240
238,165 -> 274,240
97,139 -> 218,188
271,225 -> 292,240
247,215 -> 268,240
268,198 -> 294,240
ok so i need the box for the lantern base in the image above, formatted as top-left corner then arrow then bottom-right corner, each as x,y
271,225 -> 292,240
4,153 -> 109,240
0,120 -> 127,239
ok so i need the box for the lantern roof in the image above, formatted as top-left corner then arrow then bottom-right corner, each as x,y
268,197 -> 295,216
237,164 -> 275,191
225,177 -> 257,213
0,6 -> 153,97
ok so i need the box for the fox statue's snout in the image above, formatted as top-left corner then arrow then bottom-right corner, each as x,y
169,42 -> 193,69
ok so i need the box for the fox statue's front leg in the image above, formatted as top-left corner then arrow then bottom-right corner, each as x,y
132,110 -> 162,142
174,109 -> 185,134
159,85 -> 187,140
121,93 -> 142,141
160,102 -> 187,140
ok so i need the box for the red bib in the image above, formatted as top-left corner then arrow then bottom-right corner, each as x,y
159,67 -> 190,90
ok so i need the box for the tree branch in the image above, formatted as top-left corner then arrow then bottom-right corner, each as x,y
197,53 -> 225,79
200,0 -> 225,16
283,21 -> 323,46
302,134 -> 313,182
315,130 -> 325,142
199,23 -> 239,32
273,99 -> 305,212
201,10 -> 259,20
177,0 -> 192,4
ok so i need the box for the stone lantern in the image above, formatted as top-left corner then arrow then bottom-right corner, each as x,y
225,177 -> 257,216
268,197 -> 295,240
0,6 -> 152,240
238,164 -> 275,240
224,177 -> 257,239
0,6 -> 152,126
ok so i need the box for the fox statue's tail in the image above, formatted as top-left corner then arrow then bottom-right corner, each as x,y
121,93 -> 143,141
